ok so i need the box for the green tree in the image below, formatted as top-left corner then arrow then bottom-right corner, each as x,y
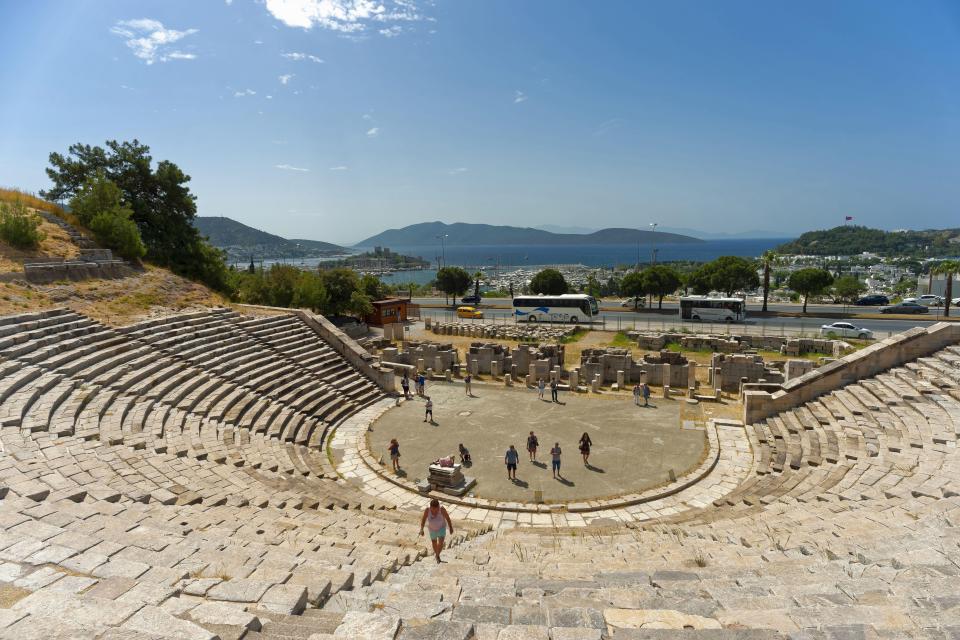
619,271 -> 646,309
70,172 -> 146,259
0,200 -> 46,249
933,260 -> 959,318
585,274 -> 602,298
788,268 -> 834,313
41,139 -> 229,291
319,268 -> 361,316
359,273 -> 386,300
435,266 -> 472,304
292,271 -> 327,312
759,250 -> 780,312
529,268 -> 568,295
641,265 -> 681,309
347,290 -> 374,318
695,256 -> 760,297
831,275 -> 867,304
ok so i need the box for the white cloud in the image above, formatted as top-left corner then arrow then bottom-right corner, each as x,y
282,52 -> 325,63
279,74 -> 294,84
110,18 -> 198,65
225,0 -> 234,5
254,40 -> 264,45
514,90 -> 528,104
275,163 -> 309,172
362,113 -> 373,120
329,165 -> 349,171
233,88 -> 256,97
366,127 -> 380,137
379,26 -> 403,38
448,167 -> 468,175
264,0 -> 428,36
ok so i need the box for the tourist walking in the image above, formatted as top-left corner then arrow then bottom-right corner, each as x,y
633,383 -> 641,406
417,373 -> 426,397
642,382 -> 650,407
527,431 -> 539,461
579,432 -> 592,465
401,374 -> 411,399
537,378 -> 545,400
505,444 -> 520,480
550,442 -> 562,479
464,373 -> 472,396
419,498 -> 454,564
424,396 -> 433,423
388,438 -> 401,472
550,379 -> 559,403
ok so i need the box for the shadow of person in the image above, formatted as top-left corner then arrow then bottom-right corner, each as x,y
585,464 -> 605,473
554,401 -> 567,406
531,461 -> 547,469
557,476 -> 575,486
395,469 -> 408,477
645,404 -> 657,409
512,478 -> 529,488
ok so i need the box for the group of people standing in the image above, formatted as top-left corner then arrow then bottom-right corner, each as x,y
509,430 -> 593,480
536,377 -> 560,403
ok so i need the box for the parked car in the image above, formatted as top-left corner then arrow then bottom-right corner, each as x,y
459,295 -> 482,305
916,294 -> 944,307
620,297 -> 646,308
855,294 -> 889,306
819,322 -> 874,340
879,302 -> 929,314
953,297 -> 960,306
456,306 -> 483,319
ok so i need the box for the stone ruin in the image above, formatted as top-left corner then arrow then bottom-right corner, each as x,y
709,353 -> 823,393
578,348 -> 693,389
379,340 -> 459,373
630,331 -> 845,358
464,342 -> 564,377
429,320 -> 577,342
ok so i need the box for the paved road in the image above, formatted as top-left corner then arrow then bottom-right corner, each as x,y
416,306 -> 936,338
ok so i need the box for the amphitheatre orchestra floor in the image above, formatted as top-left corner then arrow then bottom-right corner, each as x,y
366,381 -> 708,503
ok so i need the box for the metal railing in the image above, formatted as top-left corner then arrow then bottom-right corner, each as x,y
420,310 -> 900,340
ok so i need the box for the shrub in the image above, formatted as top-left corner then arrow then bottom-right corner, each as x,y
0,200 -> 46,249
88,209 -> 146,259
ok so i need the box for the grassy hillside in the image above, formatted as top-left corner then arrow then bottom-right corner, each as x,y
0,189 -> 225,325
777,225 -> 960,257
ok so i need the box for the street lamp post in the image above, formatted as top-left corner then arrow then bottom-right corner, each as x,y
435,234 -> 448,269
649,222 -> 658,265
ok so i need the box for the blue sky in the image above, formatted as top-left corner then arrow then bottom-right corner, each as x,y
0,1 -> 958,245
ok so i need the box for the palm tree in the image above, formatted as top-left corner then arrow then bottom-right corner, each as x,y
932,260 -> 959,318
760,250 -> 780,313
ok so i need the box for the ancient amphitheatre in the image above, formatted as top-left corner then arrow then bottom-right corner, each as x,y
0,216 -> 960,639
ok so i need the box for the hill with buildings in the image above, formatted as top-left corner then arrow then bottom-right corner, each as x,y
777,225 -> 960,256
354,221 -> 702,247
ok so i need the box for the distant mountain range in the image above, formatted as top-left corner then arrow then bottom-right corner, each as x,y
194,216 -> 349,261
354,221 -> 702,248
537,224 -> 787,240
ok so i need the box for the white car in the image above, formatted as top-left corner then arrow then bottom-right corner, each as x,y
917,294 -> 944,307
620,297 -> 646,308
819,322 -> 874,340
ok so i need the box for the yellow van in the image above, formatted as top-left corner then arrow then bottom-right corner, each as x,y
456,306 -> 483,319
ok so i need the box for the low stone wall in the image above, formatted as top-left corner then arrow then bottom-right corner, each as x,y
579,348 -> 691,388
23,260 -> 134,284
743,322 -> 960,424
710,353 -> 785,392
632,332 -> 842,357
430,322 -> 577,342
297,310 -> 396,394
382,340 -> 459,373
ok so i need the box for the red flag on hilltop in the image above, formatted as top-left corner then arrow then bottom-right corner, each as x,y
845,216 -> 854,221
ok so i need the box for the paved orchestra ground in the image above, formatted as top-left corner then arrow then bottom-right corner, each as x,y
366,381 -> 708,503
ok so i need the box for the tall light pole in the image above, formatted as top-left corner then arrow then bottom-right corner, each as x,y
436,234 -> 448,269
649,222 -> 658,265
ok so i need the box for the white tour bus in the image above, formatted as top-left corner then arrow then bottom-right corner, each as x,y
513,294 -> 599,323
679,296 -> 746,323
